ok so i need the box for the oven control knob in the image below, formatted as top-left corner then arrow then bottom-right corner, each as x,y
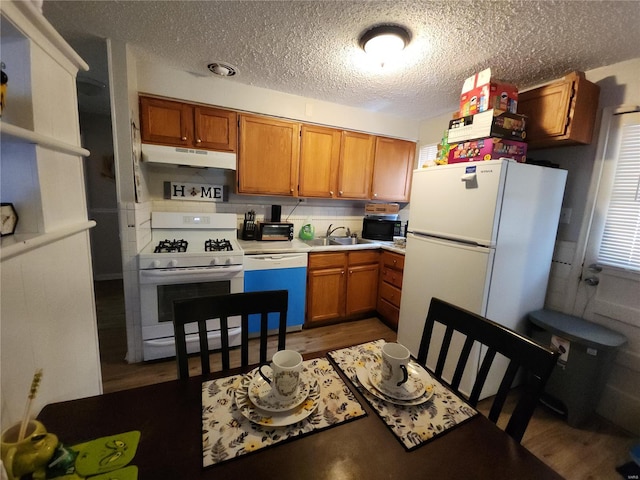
168,259 -> 178,267
210,258 -> 218,266
150,260 -> 161,268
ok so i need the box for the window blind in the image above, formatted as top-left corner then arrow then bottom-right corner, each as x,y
597,122 -> 640,271
418,143 -> 438,168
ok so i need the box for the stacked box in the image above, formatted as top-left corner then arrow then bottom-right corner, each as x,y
459,68 -> 518,116
448,109 -> 527,143
365,203 -> 400,214
447,137 -> 527,164
442,68 -> 528,165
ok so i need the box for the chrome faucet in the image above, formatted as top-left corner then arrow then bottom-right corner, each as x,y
326,224 -> 351,237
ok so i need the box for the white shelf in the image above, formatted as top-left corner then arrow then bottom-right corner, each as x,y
1,122 -> 90,157
1,220 -> 96,261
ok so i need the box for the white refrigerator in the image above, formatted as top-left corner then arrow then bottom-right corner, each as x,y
397,159 -> 567,398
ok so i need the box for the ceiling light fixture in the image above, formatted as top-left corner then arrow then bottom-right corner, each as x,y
207,62 -> 238,77
359,24 -> 411,67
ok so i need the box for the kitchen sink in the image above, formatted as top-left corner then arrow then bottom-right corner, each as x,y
329,237 -> 370,246
302,237 -> 377,247
303,237 -> 333,246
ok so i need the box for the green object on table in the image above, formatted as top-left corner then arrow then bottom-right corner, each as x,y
71,431 -> 140,477
299,223 -> 314,240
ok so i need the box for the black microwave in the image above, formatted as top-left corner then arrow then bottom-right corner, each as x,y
362,218 -> 402,241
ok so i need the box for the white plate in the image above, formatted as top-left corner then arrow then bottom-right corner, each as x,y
369,364 -> 425,400
235,373 -> 320,427
355,361 -> 434,406
248,371 -> 310,413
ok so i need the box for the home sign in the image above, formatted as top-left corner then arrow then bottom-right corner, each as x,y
163,181 -> 228,203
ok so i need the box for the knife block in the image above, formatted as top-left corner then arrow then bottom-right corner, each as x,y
242,220 -> 256,240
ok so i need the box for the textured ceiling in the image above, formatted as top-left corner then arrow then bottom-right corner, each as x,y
43,0 -> 640,121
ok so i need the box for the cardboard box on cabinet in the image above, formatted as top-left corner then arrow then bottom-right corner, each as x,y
448,109 -> 527,143
448,137 -> 527,164
459,68 -> 518,116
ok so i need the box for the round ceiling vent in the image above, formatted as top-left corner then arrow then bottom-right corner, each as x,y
207,63 -> 238,77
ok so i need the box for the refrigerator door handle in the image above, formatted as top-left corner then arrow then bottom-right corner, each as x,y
461,172 -> 476,181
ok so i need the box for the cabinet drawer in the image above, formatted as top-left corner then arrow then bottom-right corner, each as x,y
381,251 -> 405,270
348,250 -> 380,266
308,252 -> 347,269
377,298 -> 399,329
380,267 -> 403,289
379,281 -> 401,308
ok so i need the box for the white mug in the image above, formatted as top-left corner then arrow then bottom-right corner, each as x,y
380,343 -> 410,389
258,350 -> 303,399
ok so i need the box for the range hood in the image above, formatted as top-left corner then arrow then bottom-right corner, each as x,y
141,143 -> 236,170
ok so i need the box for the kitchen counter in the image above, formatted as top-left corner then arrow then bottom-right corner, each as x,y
238,238 -> 406,255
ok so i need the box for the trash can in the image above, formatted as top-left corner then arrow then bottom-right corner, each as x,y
528,309 -> 627,427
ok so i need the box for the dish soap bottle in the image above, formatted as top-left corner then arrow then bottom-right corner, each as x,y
299,218 -> 315,240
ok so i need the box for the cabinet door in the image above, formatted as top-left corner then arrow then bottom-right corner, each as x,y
371,137 -> 415,202
518,81 -> 573,142
194,106 -> 237,152
307,267 -> 346,323
519,72 -> 600,148
140,96 -> 192,147
337,131 -> 375,199
346,263 -> 379,315
238,114 -> 300,196
299,125 -> 341,198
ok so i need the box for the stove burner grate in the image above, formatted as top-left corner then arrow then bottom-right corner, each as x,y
205,239 -> 233,252
154,239 -> 188,253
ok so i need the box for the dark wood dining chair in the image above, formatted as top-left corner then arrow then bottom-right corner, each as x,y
417,297 -> 559,443
172,290 -> 288,380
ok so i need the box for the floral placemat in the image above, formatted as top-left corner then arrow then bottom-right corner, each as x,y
202,357 -> 366,467
328,340 -> 477,450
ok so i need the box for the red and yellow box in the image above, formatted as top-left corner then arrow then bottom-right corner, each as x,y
459,68 -> 518,116
447,137 -> 527,164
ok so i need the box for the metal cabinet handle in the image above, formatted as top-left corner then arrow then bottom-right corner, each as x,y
339,191 -> 343,196
329,191 -> 334,196
181,136 -> 187,141
373,193 -> 378,197
196,138 -> 202,143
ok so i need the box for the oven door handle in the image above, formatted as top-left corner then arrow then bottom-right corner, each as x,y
139,265 -> 243,283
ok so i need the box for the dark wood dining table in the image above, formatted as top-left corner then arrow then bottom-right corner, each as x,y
38,349 -> 562,479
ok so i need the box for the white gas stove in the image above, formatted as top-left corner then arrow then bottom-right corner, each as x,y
138,212 -> 244,361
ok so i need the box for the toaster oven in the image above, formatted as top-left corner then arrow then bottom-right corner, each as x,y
258,222 -> 294,241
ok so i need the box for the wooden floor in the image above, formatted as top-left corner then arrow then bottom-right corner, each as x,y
95,280 -> 635,479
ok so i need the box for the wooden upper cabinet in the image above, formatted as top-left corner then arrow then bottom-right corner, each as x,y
518,71 -> 600,149
193,106 -> 237,151
140,96 -> 192,147
299,125 -> 341,198
238,114 -> 300,196
371,137 -> 415,202
337,131 -> 375,199
140,96 -> 237,152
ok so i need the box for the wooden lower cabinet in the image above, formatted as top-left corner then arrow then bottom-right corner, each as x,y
306,250 -> 379,325
377,251 -> 405,330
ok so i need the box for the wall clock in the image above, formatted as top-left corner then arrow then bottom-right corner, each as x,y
1,203 -> 18,236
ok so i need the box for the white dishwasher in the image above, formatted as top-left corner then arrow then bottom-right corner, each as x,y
243,253 -> 308,334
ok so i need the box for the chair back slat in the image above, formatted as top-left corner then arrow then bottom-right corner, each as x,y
172,290 -> 289,379
451,336 -> 475,391
435,326 -> 454,379
416,298 -> 558,443
469,348 -> 497,406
